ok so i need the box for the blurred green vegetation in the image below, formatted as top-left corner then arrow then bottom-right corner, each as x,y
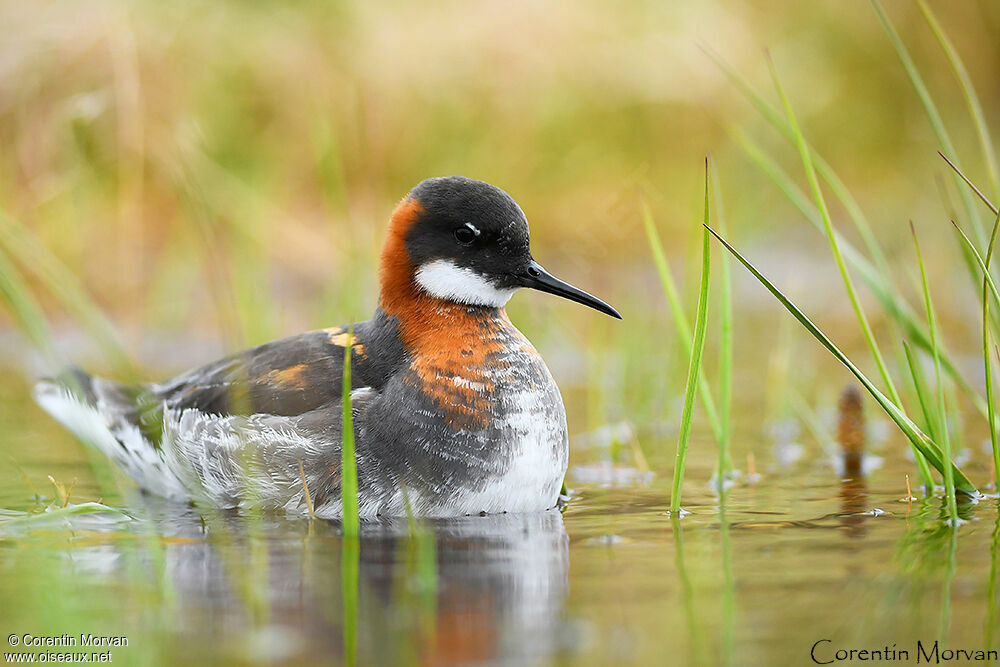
2,0 -> 1000,479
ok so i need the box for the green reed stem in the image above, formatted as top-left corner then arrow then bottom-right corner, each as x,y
983,208 -> 1000,489
341,327 -> 361,663
714,49 -> 992,422
903,341 -> 944,447
952,223 -> 1000,308
940,153 -> 999,216
952,214 -> 1000,487
670,162 -> 712,515
940,527 -> 958,640
642,202 -> 723,447
341,326 -> 360,537
912,224 -> 957,524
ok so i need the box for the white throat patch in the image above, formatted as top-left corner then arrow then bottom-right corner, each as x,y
415,259 -> 516,307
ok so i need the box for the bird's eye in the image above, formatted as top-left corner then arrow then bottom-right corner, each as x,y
454,225 -> 478,245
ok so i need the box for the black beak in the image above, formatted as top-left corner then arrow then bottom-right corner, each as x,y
519,260 -> 621,319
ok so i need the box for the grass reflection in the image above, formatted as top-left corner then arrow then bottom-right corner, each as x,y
719,495 -> 736,667
342,535 -> 360,667
987,511 -> 1000,663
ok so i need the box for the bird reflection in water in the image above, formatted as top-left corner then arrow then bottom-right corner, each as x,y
69,502 -> 570,664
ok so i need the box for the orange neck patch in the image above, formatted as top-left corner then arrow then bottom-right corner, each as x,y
378,196 -> 531,429
378,197 -> 425,322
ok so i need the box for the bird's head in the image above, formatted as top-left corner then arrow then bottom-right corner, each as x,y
379,176 -> 620,319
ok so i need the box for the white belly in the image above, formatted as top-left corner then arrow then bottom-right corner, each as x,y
447,383 -> 569,516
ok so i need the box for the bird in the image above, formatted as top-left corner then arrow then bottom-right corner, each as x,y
34,176 -> 621,518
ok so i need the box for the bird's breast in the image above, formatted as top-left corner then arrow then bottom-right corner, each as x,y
397,310 -> 568,514
402,308 -> 560,433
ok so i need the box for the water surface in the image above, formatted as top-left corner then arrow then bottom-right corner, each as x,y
1,373 -> 997,665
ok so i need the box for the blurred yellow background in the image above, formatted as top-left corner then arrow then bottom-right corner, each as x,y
1,0 -> 998,406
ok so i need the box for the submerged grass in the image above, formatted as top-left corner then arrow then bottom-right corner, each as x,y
669,161 -> 712,515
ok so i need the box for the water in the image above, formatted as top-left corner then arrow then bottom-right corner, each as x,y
2,373 -> 999,665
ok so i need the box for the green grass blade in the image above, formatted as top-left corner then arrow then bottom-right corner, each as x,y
705,48 -> 893,281
939,152 -> 998,215
706,225 -> 977,496
902,342 -> 943,445
917,0 -> 1000,200
732,125 -> 987,417
670,163 -> 712,515
985,301 -> 999,488
984,207 -> 1000,486
952,222 -> 1000,307
871,0 -> 985,247
911,224 -> 957,522
641,201 -> 724,446
953,204 -> 1000,486
939,167 -> 1000,476
0,502 -> 128,531
341,326 -> 360,537
767,57 -> 907,412
640,201 -> 691,341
